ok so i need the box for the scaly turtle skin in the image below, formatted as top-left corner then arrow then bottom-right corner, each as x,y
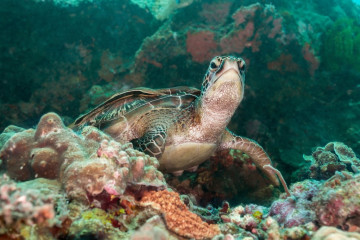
72,56 -> 280,186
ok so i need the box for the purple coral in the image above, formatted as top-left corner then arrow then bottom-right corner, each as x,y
0,112 -> 166,204
269,169 -> 360,231
269,180 -> 320,227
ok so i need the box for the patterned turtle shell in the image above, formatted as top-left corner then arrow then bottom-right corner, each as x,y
73,86 -> 201,130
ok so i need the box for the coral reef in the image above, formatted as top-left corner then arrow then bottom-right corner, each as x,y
140,190 -> 220,239
68,207 -> 128,239
0,112 -> 166,203
186,30 -> 218,63
0,113 -> 360,239
313,173 -> 360,230
221,204 -> 267,232
0,0 -> 158,129
130,215 -> 175,240
269,180 -> 319,227
131,0 -> 194,20
129,1 -> 321,90
0,175 -> 67,236
312,226 -> 360,240
268,170 -> 360,231
303,142 -> 360,179
219,204 -> 316,239
1,1 -> 360,193
321,18 -> 360,72
216,173 -> 360,239
1,0 -> 360,239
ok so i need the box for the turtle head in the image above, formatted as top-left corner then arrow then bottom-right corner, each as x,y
199,56 -> 246,116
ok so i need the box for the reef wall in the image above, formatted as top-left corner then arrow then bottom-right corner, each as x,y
1,1 -> 359,177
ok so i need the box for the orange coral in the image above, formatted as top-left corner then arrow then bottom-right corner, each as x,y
140,190 -> 220,240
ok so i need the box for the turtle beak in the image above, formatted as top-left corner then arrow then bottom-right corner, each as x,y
212,60 -> 243,93
214,68 -> 241,86
213,60 -> 242,85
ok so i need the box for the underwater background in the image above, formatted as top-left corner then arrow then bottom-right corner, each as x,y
1,0 -> 360,239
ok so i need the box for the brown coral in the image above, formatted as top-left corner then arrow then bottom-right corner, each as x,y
303,142 -> 360,180
140,190 -> 220,240
0,112 -> 166,204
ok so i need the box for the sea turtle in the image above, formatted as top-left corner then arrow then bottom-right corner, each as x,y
72,56 -> 282,186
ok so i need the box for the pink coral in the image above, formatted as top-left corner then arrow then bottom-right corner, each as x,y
0,112 -> 166,204
268,18 -> 283,39
219,3 -> 286,55
302,43 -> 319,76
313,174 -> 360,229
0,175 -> 62,233
186,31 -> 218,63
267,54 -> 300,73
232,4 -> 257,26
222,3 -> 286,55
220,22 -> 254,54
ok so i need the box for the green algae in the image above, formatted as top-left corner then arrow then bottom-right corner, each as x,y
321,18 -> 360,72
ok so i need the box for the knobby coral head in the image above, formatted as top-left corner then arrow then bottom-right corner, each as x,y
0,112 -> 166,204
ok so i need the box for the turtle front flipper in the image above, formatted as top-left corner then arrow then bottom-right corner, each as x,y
218,130 -> 280,186
131,126 -> 167,159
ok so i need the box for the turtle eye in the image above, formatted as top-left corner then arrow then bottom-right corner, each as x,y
238,59 -> 246,72
209,57 -> 222,71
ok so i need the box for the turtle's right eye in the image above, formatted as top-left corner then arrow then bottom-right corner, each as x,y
238,59 -> 246,73
209,57 -> 222,71
210,62 -> 216,68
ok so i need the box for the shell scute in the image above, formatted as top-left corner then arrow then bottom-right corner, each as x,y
72,87 -> 200,130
